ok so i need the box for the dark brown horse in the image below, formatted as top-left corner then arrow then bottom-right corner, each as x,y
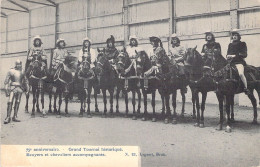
212,52 -> 260,132
136,50 -> 158,122
169,57 -> 189,124
25,54 -> 48,118
184,46 -> 216,127
115,48 -> 141,119
76,57 -> 99,117
95,48 -> 117,117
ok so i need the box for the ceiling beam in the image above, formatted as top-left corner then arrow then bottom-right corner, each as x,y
7,0 -> 29,12
1,7 -> 28,13
45,0 -> 56,6
19,0 -> 56,7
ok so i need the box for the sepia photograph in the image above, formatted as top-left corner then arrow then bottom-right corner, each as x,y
0,0 -> 260,166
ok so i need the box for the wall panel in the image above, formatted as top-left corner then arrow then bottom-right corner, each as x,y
31,25 -> 55,36
31,6 -> 55,27
1,18 -> 6,33
88,0 -> 122,16
1,32 -> 6,43
8,29 -> 28,41
8,40 -> 28,53
59,20 -> 85,32
59,0 -> 86,22
89,26 -> 124,43
8,12 -> 28,31
88,14 -> 122,28
59,31 -> 85,46
239,10 -> 260,29
128,0 -> 169,23
129,21 -> 169,39
239,0 -> 260,8
176,14 -> 230,35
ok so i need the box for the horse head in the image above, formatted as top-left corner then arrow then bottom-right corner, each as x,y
185,46 -> 203,68
135,50 -> 151,76
96,48 -> 109,77
79,58 -> 92,77
115,47 -> 130,75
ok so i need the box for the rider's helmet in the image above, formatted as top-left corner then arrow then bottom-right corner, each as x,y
129,35 -> 139,47
149,36 -> 163,48
33,35 -> 43,47
205,30 -> 215,42
15,59 -> 22,70
230,29 -> 241,40
106,35 -> 115,48
170,33 -> 180,45
56,38 -> 66,48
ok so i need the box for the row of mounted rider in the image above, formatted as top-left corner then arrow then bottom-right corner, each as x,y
4,30 -> 260,133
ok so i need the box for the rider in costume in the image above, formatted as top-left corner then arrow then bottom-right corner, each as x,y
104,35 -> 119,66
168,33 -> 187,77
126,35 -> 144,75
227,29 -> 249,95
78,37 -> 96,69
4,60 -> 29,124
201,31 -> 222,68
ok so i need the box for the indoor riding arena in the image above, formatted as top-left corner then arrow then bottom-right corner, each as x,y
1,0 -> 260,167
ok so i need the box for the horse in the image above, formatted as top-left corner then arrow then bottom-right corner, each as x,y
25,54 -> 48,118
135,50 -> 158,122
49,55 -> 77,118
95,48 -> 117,117
184,46 -> 216,127
168,56 -> 189,124
75,56 -> 99,117
211,52 -> 260,132
114,48 -> 142,119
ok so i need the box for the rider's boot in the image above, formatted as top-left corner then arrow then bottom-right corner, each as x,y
4,102 -> 12,124
12,101 -> 21,122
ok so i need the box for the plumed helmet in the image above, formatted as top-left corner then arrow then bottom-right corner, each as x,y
230,29 -> 241,40
170,33 -> 180,44
82,37 -> 92,44
56,38 -> 66,46
15,59 -> 22,67
106,35 -> 115,44
33,35 -> 43,44
205,30 -> 215,41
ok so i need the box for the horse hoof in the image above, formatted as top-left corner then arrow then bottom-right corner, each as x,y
102,114 -> 107,118
95,108 -> 99,113
194,123 -> 199,127
164,119 -> 169,124
199,123 -> 204,128
37,109 -> 41,113
225,126 -> 231,133
116,109 -> 119,114
31,114 -> 35,118
25,108 -> 29,113
142,117 -> 146,121
124,114 -> 128,118
79,114 -> 83,118
230,119 -> 235,123
252,120 -> 258,124
132,116 -> 137,120
65,114 -> 70,117
192,115 -> 196,119
152,118 -> 156,122
56,115 -> 61,118
41,114 -> 47,118
216,124 -> 223,131
87,114 -> 92,118
172,119 -> 177,124
181,113 -> 185,118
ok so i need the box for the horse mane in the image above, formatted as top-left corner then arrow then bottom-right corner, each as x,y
140,50 -> 152,71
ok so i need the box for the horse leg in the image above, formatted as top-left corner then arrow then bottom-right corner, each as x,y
31,87 -> 36,118
194,90 -> 200,127
161,94 -> 165,116
199,92 -> 207,128
115,88 -> 120,113
230,94 -> 235,122
86,88 -> 92,118
225,95 -> 232,133
216,93 -> 224,131
40,90 -> 47,118
164,94 -> 170,124
172,90 -> 177,124
109,89 -> 114,117
93,87 -> 99,112
64,93 -> 69,117
151,91 -> 156,122
36,90 -> 40,113
102,89 -> 107,117
79,99 -> 84,117
132,91 -> 137,120
191,89 -> 196,119
53,93 -> 58,114
137,89 -> 141,114
124,91 -> 129,117
180,88 -> 186,117
247,89 -> 257,124
48,91 -> 52,113
142,92 -> 148,121
25,91 -> 29,113
56,92 -> 62,118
